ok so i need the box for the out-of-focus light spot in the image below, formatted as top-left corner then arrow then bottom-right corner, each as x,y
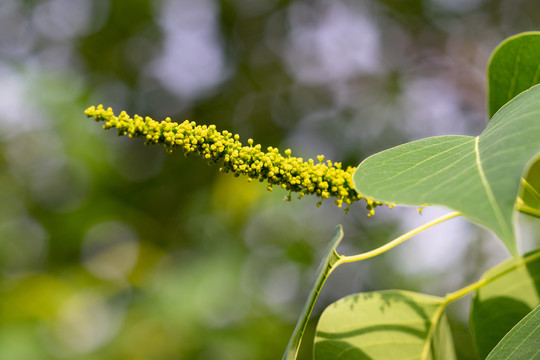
32,0 -> 93,41
402,77 -> 470,138
46,291 -> 124,356
0,216 -> 48,275
82,221 -> 139,282
284,1 -> 380,84
150,0 -> 228,101
0,67 -> 46,140
0,1 -> 36,59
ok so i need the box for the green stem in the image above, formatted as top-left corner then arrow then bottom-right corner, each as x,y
444,250 -> 540,305
335,211 -> 462,266
517,200 -> 540,218
518,178 -> 540,218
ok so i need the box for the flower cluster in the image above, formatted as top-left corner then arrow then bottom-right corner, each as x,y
85,105 -> 385,214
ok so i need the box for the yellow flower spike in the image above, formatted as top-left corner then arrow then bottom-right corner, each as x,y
85,105 -> 386,214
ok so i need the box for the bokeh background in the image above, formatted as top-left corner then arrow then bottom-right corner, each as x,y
1,0 -> 540,359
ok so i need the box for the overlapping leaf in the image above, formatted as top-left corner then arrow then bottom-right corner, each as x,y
486,304 -> 540,360
487,32 -> 540,215
353,84 -> 540,255
470,250 -> 540,359
487,32 -> 540,118
314,290 -> 455,360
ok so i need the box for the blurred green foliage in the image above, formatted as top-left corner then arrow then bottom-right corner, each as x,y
1,0 -> 540,359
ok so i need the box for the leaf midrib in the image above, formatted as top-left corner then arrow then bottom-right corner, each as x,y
474,136 -> 510,238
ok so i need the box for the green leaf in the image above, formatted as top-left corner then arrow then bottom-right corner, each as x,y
470,250 -> 540,359
487,32 -> 540,215
283,225 -> 343,360
487,32 -> 540,119
313,290 -> 455,360
353,84 -> 540,255
486,304 -> 540,360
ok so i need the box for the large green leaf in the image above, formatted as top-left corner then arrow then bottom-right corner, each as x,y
470,250 -> 540,359
353,84 -> 540,255
487,32 -> 540,119
313,290 -> 455,360
486,304 -> 540,360
283,225 -> 343,360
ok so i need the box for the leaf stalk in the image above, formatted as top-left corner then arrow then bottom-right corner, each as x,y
336,211 -> 462,266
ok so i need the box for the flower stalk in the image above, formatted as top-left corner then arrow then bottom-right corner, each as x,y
85,105 -> 386,213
